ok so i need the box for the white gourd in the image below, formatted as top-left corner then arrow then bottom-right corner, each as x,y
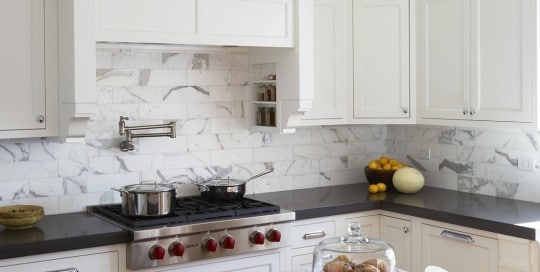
392,167 -> 425,193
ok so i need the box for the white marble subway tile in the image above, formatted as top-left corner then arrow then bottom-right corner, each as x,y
135,137 -> 188,154
271,129 -> 312,146
291,174 -> 329,190
113,154 -> 164,173
96,69 -> 140,87
245,176 -> 294,195
273,159 -> 320,176
228,70 -> 249,86
513,182 -> 540,203
231,132 -> 265,148
96,50 -> 113,69
457,176 -> 518,199
28,142 -> 86,161
162,52 -> 189,69
252,146 -> 294,162
179,118 -> 210,135
58,157 -> 115,177
96,87 -> 113,104
229,118 -> 248,132
209,86 -> 234,102
163,151 -> 212,169
319,157 -> 348,172
146,70 -> 187,86
210,149 -> 253,167
162,86 -> 211,103
231,102 -> 245,118
11,196 -> 60,215
312,127 -> 350,144
348,154 -> 367,170
0,143 -> 29,162
86,172 -> 140,193
93,104 -> 140,121
230,53 -> 249,71
29,177 -> 64,197
364,140 -> 387,154
57,193 -> 113,213
404,126 -> 440,143
187,70 -> 230,86
112,50 -> 162,69
293,145 -> 330,159
348,125 -> 386,141
386,125 -> 408,141
422,171 -> 458,191
61,176 -> 88,195
0,161 -> 58,181
187,103 -> 233,118
210,118 -> 230,134
322,169 -> 365,185
0,180 -> 30,200
85,139 -> 117,158
425,143 -> 457,160
188,53 -> 232,70
112,86 -> 164,103
330,142 -> 364,157
139,103 -> 187,119
188,134 -> 226,151
86,121 -> 116,140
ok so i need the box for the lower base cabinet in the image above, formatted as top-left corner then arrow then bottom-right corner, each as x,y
0,245 -> 124,272
380,215 -> 412,272
421,224 -> 498,272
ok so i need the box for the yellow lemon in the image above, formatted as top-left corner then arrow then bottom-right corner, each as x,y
368,184 -> 379,194
378,156 -> 389,166
389,159 -> 398,165
382,163 -> 392,170
391,164 -> 401,170
377,183 -> 387,192
368,161 -> 379,169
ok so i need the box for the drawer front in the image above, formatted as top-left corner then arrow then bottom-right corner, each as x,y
292,252 -> 313,272
292,220 -> 335,248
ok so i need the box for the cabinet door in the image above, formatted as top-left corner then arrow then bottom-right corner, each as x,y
379,216 -> 412,272
421,224 -> 497,272
0,251 -> 119,272
300,0 -> 351,123
0,0 -> 46,131
352,0 -> 410,119
344,215 -> 379,238
198,0 -> 294,47
470,0 -> 533,122
95,0 -> 198,43
417,0 -> 471,120
159,252 -> 280,272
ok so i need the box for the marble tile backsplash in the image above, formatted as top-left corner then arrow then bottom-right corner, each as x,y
387,125 -> 540,203
0,46 -> 386,214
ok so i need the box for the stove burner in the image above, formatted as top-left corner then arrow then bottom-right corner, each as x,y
92,196 -> 280,229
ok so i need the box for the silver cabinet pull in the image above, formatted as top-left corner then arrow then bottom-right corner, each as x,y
45,268 -> 79,272
403,226 -> 410,233
463,108 -> 469,115
303,231 -> 326,240
440,230 -> 475,243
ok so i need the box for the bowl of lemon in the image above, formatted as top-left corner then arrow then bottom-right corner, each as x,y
364,156 -> 405,193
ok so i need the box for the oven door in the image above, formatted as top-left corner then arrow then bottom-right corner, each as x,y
152,249 -> 287,272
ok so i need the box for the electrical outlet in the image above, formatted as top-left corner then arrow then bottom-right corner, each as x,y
417,148 -> 431,160
518,157 -> 536,172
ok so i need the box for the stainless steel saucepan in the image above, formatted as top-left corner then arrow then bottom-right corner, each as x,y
111,182 -> 179,217
197,168 -> 274,201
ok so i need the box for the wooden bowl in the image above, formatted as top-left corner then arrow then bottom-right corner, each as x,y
364,166 -> 397,191
0,205 -> 44,229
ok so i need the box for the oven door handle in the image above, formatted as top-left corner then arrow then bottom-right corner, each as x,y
303,231 -> 326,240
45,268 -> 79,272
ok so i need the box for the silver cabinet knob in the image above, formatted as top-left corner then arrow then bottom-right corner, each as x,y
469,108 -> 475,115
403,226 -> 410,233
463,108 -> 469,115
403,107 -> 409,114
37,115 -> 45,123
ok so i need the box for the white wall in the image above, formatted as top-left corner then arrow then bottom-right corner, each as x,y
0,45 -> 386,215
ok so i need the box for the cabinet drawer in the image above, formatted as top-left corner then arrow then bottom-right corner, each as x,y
0,251 -> 119,272
292,253 -> 313,272
292,220 -> 335,248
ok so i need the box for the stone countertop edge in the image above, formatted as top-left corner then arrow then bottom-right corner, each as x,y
247,184 -> 540,241
0,212 -> 130,260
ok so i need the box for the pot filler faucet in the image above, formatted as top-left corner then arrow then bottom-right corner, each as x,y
118,116 -> 176,152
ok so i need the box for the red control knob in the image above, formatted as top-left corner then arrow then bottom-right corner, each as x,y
169,242 -> 185,257
220,235 -> 236,249
203,237 -> 218,252
250,231 -> 265,245
266,228 -> 282,242
149,245 -> 166,260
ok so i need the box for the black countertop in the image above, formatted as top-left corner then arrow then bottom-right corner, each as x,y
0,212 -> 130,260
2,184 -> 540,261
248,184 -> 540,241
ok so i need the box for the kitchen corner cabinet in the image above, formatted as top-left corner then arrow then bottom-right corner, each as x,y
418,0 -> 535,127
94,0 -> 294,47
0,244 -> 125,272
379,215 -> 412,272
351,0 -> 413,123
0,0 -> 58,138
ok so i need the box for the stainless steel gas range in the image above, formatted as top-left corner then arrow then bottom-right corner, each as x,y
89,196 -> 295,271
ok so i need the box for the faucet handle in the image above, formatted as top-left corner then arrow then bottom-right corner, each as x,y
119,116 -> 129,136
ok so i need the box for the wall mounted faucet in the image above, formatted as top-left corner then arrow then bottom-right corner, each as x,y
118,116 -> 176,152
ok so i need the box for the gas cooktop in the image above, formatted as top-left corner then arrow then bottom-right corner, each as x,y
91,196 -> 281,229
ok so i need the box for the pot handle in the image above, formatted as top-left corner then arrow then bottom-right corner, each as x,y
111,187 -> 131,195
246,168 -> 274,182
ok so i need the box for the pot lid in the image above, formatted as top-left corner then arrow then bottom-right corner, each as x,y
122,183 -> 176,193
317,223 -> 392,254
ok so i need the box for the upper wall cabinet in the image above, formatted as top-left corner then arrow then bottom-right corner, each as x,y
418,0 -> 535,127
352,0 -> 412,123
94,0 -> 294,47
0,0 -> 58,138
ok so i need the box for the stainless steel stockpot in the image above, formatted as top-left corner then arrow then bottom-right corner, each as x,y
111,183 -> 177,217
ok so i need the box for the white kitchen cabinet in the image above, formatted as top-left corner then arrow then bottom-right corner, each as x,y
352,0 -> 412,122
299,0 -> 351,125
418,0 -> 534,126
379,215 -> 412,272
421,223 -> 498,272
95,0 -> 294,47
0,0 -> 58,138
498,234 -> 539,272
158,251 -> 281,272
290,211 -> 379,272
0,244 -> 124,272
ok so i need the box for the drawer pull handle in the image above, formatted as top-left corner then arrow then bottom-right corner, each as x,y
45,268 -> 79,272
440,230 -> 475,243
303,231 -> 326,240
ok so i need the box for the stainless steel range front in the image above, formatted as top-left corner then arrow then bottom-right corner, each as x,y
89,196 -> 295,270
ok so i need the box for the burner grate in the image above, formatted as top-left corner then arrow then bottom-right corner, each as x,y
92,196 -> 280,229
